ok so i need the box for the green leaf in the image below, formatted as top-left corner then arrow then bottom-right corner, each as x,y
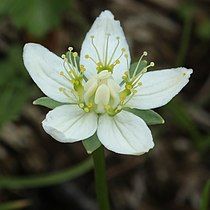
200,179 -> 210,210
0,45 -> 33,128
33,97 -> 66,109
178,1 -> 195,19
196,19 -> 210,41
0,0 -> 72,37
129,60 -> 148,77
124,108 -> 165,125
82,133 -> 101,154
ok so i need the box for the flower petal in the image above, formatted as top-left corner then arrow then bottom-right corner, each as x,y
80,10 -> 130,83
126,67 -> 193,109
23,43 -> 75,103
42,105 -> 98,143
97,110 -> 154,155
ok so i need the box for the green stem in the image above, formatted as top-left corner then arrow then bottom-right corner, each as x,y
0,158 -> 93,189
92,146 -> 110,210
176,2 -> 194,66
200,180 -> 210,210
0,199 -> 31,210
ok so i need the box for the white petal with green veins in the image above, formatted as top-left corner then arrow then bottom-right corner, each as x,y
126,67 -> 193,110
80,10 -> 130,83
23,43 -> 75,103
97,110 -> 154,155
42,105 -> 98,143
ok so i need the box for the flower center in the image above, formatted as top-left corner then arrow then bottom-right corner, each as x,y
84,34 -> 128,73
58,48 -> 154,116
83,70 -> 120,114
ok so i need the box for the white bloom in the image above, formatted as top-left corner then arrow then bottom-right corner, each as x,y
23,10 -> 193,155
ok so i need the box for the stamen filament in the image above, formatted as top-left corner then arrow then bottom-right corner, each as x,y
131,62 -> 155,87
87,55 -> 98,65
63,62 -> 76,80
59,88 -> 70,98
91,36 -> 102,63
125,54 -> 130,73
68,52 -> 78,77
73,52 -> 79,74
113,50 -> 125,65
104,33 -> 110,66
60,72 -> 73,83
107,37 -> 120,66
71,89 -> 80,102
122,91 -> 136,106
133,51 -> 147,78
62,62 -> 75,80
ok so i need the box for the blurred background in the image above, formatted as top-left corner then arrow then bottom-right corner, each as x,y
0,0 -> 210,209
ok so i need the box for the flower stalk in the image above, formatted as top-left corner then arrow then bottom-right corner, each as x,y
92,146 -> 110,210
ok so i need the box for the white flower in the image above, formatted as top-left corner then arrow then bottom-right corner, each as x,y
23,10 -> 193,155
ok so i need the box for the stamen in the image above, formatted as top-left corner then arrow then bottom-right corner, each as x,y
132,61 -> 155,88
133,51 -> 148,78
58,87 -> 70,97
75,80 -> 79,85
85,54 -> 98,65
122,91 -> 136,106
124,54 -> 130,71
73,52 -> 78,57
107,36 -> 120,66
104,33 -> 111,66
122,75 -> 127,80
126,84 -> 133,90
87,102 -> 93,108
67,52 -> 78,77
111,48 -> 126,67
70,88 -> 80,101
124,71 -> 129,76
115,59 -> 120,64
79,103 -> 84,108
62,62 -> 74,80
59,87 -> 64,92
84,107 -> 90,112
150,62 -> 155,67
68,47 -> 73,52
97,62 -> 102,67
73,52 -> 79,72
80,65 -> 86,73
108,48 -> 128,68
60,70 -> 73,82
124,70 -> 130,80
90,35 -> 102,63
121,48 -> 126,53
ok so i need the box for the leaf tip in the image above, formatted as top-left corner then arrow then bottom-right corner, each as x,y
86,150 -> 93,154
32,99 -> 38,105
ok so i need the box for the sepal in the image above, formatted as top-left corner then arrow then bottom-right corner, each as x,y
124,108 -> 165,125
82,133 -> 101,154
33,97 -> 66,109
